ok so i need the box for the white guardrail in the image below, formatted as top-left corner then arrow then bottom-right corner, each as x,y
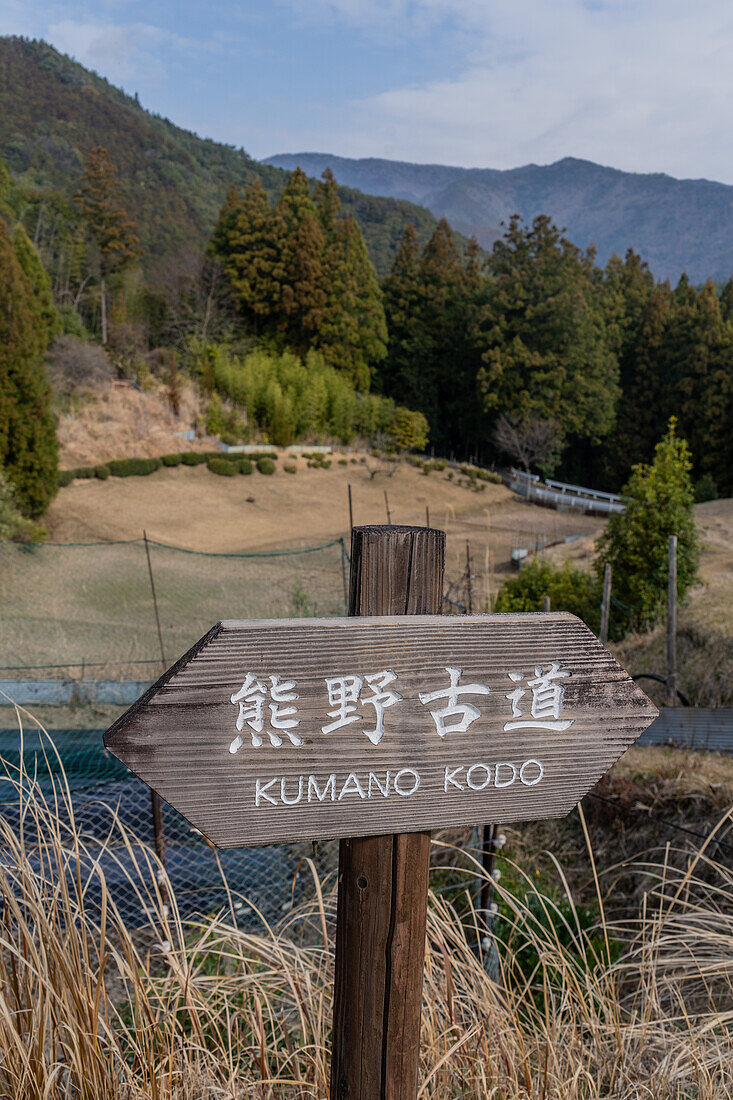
509,469 -> 625,515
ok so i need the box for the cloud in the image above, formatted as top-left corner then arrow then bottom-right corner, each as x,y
45,20 -> 205,85
275,0 -> 733,182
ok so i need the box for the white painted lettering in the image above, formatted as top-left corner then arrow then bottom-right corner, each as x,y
394,768 -> 420,796
495,762 -> 517,788
368,771 -> 391,797
255,777 -> 278,807
444,765 -> 464,792
280,776 -> 304,805
466,763 -> 492,791
308,774 -> 336,803
339,772 -> 366,800
519,759 -> 544,786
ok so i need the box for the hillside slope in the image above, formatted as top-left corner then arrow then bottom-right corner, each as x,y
266,151 -> 733,282
0,37 -> 440,275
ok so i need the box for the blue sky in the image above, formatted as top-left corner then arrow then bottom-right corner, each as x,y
3,0 -> 733,182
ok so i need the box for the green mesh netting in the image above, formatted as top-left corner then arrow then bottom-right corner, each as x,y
0,538 -> 347,677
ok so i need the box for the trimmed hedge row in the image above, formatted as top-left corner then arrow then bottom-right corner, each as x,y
58,450 -> 278,487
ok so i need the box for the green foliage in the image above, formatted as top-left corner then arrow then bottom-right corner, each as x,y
204,344 -> 398,446
57,469 -> 74,487
256,457 -> 276,475
694,472 -> 718,503
213,168 -> 387,387
238,459 -> 253,475
0,216 -> 58,516
596,419 -> 699,635
12,224 -> 61,340
0,467 -> 43,540
181,451 -> 209,466
479,215 -> 618,446
388,406 -> 429,452
94,464 -> 110,479
161,453 -> 183,467
106,456 -> 161,477
494,558 -> 601,633
207,457 -> 237,476
379,221 -> 487,458
283,463 -> 297,473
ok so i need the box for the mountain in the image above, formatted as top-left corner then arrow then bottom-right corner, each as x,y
265,152 -> 733,283
0,37 -> 441,276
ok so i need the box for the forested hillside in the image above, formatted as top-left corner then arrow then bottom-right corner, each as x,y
0,36 -> 441,276
267,151 -> 733,284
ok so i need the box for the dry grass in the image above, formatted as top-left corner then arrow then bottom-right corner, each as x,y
57,380 -> 209,468
0,710 -> 732,1097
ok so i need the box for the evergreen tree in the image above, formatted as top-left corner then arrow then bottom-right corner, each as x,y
76,146 -> 140,343
208,183 -> 243,259
223,178 -> 285,335
606,281 -> 673,481
478,215 -> 619,447
596,419 -> 699,636
275,168 -> 327,353
0,217 -> 58,516
13,224 -> 62,342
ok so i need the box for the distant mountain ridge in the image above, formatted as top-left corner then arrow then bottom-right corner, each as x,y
0,37 -> 442,275
265,152 -> 733,282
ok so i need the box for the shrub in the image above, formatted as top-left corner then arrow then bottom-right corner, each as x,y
107,457 -> 162,477
75,466 -> 95,479
181,451 -> 208,466
207,457 -> 237,476
495,558 -> 601,634
161,453 -> 183,467
338,459 -> 348,466
57,469 -> 75,487
238,459 -> 253,475
283,463 -> 297,474
0,468 -> 42,540
389,406 -> 429,453
257,457 -> 276,475
694,473 -> 718,503
94,465 -> 110,480
476,468 -> 501,483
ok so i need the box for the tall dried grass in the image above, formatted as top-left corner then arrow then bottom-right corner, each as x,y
0,713 -> 731,1098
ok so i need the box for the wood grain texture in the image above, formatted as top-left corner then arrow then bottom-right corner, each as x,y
104,608 -> 658,848
331,525 -> 439,1100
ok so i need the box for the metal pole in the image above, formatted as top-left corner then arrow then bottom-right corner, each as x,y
142,530 -> 167,874
347,483 -> 354,537
667,535 -> 677,707
599,563 -> 612,645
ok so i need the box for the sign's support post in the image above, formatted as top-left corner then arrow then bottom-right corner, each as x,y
667,535 -> 678,707
331,524 -> 444,1100
599,563 -> 612,645
465,540 -> 473,614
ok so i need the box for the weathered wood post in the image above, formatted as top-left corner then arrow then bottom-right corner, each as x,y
599,563 -> 612,645
330,524 -> 444,1100
667,535 -> 678,707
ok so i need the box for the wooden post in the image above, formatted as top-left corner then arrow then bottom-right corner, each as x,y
599,562 -> 612,645
348,483 -> 354,537
331,525 -> 444,1100
384,490 -> 392,525
425,504 -> 430,528
543,594 -> 551,613
465,540 -> 473,615
667,535 -> 677,707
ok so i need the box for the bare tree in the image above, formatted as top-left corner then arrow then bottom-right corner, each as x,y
492,413 -> 564,476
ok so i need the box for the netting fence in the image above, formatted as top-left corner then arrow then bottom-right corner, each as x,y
0,536 -> 486,929
0,537 -> 348,678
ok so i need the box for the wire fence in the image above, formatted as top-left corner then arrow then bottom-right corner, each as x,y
0,537 -> 349,679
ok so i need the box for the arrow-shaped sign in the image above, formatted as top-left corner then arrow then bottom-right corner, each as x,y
104,612 -> 657,848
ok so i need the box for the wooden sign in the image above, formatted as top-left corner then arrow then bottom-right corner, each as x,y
104,612 -> 658,848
